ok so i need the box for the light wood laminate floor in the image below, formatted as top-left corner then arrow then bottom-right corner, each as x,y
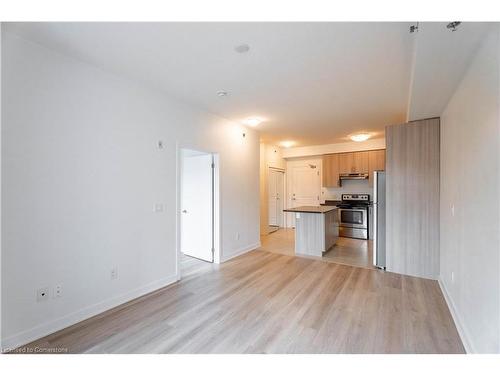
16,248 -> 464,353
261,228 -> 373,269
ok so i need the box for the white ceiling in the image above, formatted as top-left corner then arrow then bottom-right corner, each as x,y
4,22 -> 492,147
407,22 -> 493,121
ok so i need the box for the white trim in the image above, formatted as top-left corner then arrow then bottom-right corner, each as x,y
438,277 -> 474,353
220,242 -> 261,263
1,274 -> 178,351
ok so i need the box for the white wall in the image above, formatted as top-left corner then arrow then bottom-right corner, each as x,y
1,32 -> 260,349
440,26 -> 500,353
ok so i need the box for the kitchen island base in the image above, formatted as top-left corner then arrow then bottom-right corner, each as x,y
284,206 -> 339,257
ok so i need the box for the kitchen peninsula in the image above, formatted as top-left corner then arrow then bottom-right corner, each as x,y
283,206 -> 339,257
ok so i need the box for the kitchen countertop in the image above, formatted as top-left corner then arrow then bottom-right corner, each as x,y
283,206 -> 338,214
321,200 -> 342,206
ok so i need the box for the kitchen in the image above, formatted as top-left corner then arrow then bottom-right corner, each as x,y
261,138 -> 386,269
262,117 -> 437,276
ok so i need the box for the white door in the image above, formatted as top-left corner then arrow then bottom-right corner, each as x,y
268,169 -> 284,227
181,152 -> 213,262
269,170 -> 278,226
288,163 -> 321,227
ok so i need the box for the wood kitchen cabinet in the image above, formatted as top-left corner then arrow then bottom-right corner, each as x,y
322,154 -> 340,187
368,149 -> 386,186
323,150 -> 385,187
352,151 -> 369,173
338,153 -> 353,174
338,151 -> 369,174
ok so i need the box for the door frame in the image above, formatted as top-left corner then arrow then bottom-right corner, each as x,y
175,142 -> 221,281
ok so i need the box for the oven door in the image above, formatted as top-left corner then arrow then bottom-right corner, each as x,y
339,208 -> 367,229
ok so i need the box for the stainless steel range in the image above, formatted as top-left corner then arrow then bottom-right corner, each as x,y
337,194 -> 370,240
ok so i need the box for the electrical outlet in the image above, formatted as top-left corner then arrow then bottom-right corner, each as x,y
154,203 -> 164,213
37,287 -> 49,302
451,271 -> 455,284
111,267 -> 118,280
54,284 -> 63,298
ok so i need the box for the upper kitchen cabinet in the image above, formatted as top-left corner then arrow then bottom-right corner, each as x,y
368,149 -> 386,186
338,151 -> 369,174
322,154 -> 340,187
353,151 -> 369,173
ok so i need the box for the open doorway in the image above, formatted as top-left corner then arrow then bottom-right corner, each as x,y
178,147 -> 219,278
268,168 -> 284,233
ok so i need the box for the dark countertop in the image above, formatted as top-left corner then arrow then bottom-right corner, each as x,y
283,206 -> 338,214
321,200 -> 342,206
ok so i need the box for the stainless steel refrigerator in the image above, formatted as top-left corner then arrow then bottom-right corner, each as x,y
373,171 -> 386,269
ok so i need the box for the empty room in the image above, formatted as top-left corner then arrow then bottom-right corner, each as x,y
1,1 -> 500,373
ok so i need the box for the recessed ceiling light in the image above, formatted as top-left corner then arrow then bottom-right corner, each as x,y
350,133 -> 371,142
217,90 -> 228,97
280,141 -> 295,148
243,117 -> 263,127
234,44 -> 250,53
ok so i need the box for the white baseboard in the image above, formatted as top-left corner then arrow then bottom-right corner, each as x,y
438,277 -> 474,353
1,274 -> 179,352
220,242 -> 261,263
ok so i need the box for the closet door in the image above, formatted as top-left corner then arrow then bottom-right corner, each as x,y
275,170 -> 284,227
385,118 -> 440,279
268,170 -> 278,226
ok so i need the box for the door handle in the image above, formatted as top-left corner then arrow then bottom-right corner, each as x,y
182,210 -> 187,213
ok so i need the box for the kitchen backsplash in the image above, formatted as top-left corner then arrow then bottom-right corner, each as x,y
321,179 -> 373,202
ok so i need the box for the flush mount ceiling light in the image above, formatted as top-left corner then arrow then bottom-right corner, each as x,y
234,44 -> 250,53
243,117 -> 263,127
280,141 -> 295,148
217,90 -> 228,97
350,133 -> 371,142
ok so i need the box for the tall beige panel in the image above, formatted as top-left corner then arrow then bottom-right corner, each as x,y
385,118 -> 440,279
